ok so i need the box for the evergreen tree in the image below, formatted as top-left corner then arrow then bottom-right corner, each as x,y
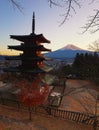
72,52 -> 99,83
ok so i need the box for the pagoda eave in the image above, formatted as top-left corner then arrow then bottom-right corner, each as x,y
6,56 -> 45,61
10,34 -> 50,43
8,45 -> 51,52
4,67 -> 46,73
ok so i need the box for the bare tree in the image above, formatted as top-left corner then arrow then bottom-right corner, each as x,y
48,0 -> 99,32
8,0 -> 99,31
88,39 -> 99,52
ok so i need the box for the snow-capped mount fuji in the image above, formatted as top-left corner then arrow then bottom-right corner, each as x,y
44,44 -> 89,59
60,44 -> 83,50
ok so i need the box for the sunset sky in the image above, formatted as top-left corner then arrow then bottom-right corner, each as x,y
0,0 -> 99,55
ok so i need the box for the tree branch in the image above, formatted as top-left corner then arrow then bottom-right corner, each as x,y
59,0 -> 81,26
48,0 -> 81,26
88,39 -> 99,52
48,0 -> 62,7
82,10 -> 99,33
9,0 -> 23,13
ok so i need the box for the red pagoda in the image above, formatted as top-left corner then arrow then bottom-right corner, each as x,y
6,12 -> 51,79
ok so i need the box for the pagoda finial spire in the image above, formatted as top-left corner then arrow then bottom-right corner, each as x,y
32,12 -> 35,34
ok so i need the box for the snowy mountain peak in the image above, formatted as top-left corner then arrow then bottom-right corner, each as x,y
60,44 -> 83,50
44,44 -> 91,59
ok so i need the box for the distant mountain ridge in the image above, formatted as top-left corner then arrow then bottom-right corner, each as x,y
45,44 -> 90,59
0,55 -> 6,60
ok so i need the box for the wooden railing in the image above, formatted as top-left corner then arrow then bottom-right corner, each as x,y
0,97 -> 98,127
48,107 -> 95,126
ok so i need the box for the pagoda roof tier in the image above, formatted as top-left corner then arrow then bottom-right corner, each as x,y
8,45 -> 51,52
6,55 -> 45,61
4,67 -> 46,73
10,33 -> 50,43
